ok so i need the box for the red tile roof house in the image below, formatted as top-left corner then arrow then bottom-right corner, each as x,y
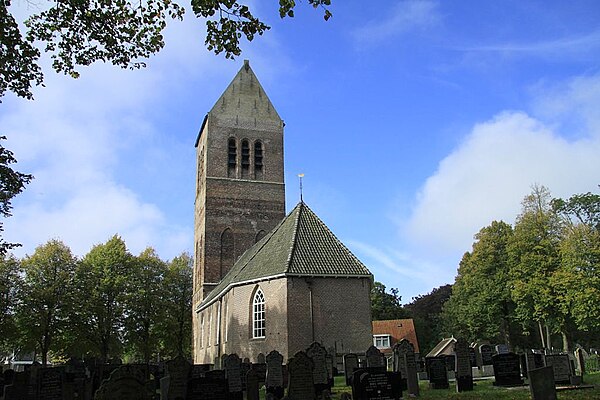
372,319 -> 420,366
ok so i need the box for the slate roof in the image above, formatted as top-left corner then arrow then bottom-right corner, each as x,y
198,201 -> 372,310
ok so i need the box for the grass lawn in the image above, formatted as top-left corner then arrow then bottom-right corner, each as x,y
324,372 -> 600,399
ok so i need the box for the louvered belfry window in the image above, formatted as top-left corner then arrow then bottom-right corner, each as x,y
228,138 -> 237,178
252,289 -> 266,338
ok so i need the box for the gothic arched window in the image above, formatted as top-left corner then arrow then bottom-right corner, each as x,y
241,139 -> 250,179
220,229 -> 234,279
252,288 -> 266,338
254,141 -> 263,180
228,138 -> 237,178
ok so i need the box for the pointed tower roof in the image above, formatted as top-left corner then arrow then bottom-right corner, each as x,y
196,60 -> 282,146
198,202 -> 373,310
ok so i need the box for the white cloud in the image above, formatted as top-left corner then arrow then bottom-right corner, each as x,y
352,0 -> 441,47
403,75 -> 600,259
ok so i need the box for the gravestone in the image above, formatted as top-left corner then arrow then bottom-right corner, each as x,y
443,354 -> 456,372
246,367 -> 260,400
469,347 -> 477,368
492,353 -> 523,387
343,354 -> 359,386
224,353 -> 243,399
257,353 -> 266,364
392,339 -> 412,390
38,367 -> 64,400
94,365 -> 154,400
365,346 -> 385,368
528,366 -> 557,400
166,355 -> 191,400
525,350 -> 545,373
545,354 -> 571,385
186,373 -> 228,400
3,371 -> 30,400
190,364 -> 211,379
575,348 -> 585,379
252,362 -> 267,385
240,361 -> 251,390
496,344 -> 509,354
358,371 -> 401,400
479,344 -> 494,366
454,338 -> 473,392
403,348 -> 420,396
266,350 -> 284,399
287,351 -> 315,400
426,357 -> 449,389
307,342 -> 329,394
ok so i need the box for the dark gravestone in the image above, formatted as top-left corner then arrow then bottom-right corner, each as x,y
426,357 -> 449,389
392,339 -> 412,391
443,355 -> 456,372
252,363 -> 267,385
492,353 -> 523,387
190,364 -> 211,379
240,362 -> 251,391
186,373 -> 228,400
479,344 -> 494,366
246,367 -> 260,400
266,350 -> 284,399
358,371 -> 401,400
38,367 -> 64,400
529,366 -> 557,400
343,354 -> 359,386
365,345 -> 385,369
496,344 -> 509,354
403,350 -> 419,396
469,347 -> 477,368
257,353 -> 266,364
224,354 -> 243,399
307,342 -> 329,395
454,338 -> 473,392
94,365 -> 154,400
545,354 -> 571,385
4,371 -> 31,400
287,351 -> 315,400
166,355 -> 191,400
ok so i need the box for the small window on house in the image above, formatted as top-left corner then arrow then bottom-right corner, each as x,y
241,140 -> 250,179
373,334 -> 391,349
252,289 -> 266,338
228,138 -> 237,178
254,141 -> 263,180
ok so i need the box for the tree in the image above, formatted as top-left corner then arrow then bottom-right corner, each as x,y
158,252 -> 193,359
124,247 -> 167,364
0,136 -> 33,255
552,191 -> 600,232
3,0 -> 333,100
75,235 -> 132,362
370,281 -> 409,321
442,221 -> 520,347
404,284 -> 452,355
0,254 -> 20,354
16,240 -> 77,365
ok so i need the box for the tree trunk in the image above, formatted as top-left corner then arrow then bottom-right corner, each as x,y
538,321 -> 546,348
545,324 -> 552,351
561,330 -> 570,352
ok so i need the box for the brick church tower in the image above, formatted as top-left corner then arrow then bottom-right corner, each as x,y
192,61 -> 286,353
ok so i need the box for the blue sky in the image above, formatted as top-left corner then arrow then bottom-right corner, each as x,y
3,0 -> 600,302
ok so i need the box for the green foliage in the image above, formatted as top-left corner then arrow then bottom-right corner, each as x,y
0,136 -> 33,255
0,254 -> 20,352
370,281 -> 408,321
552,191 -> 600,231
17,239 -> 77,365
405,284 -> 452,355
2,0 -> 332,100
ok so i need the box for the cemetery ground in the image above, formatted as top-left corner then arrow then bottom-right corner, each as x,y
323,373 -> 600,400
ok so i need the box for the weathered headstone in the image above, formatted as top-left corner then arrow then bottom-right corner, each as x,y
343,354 -> 359,386
266,350 -> 284,399
426,357 -> 449,389
287,351 -> 315,400
94,365 -> 154,400
492,353 -> 523,387
186,372 -> 228,400
190,364 -> 211,379
443,354 -> 456,372
392,339 -> 412,390
454,338 -> 473,392
224,353 -> 243,399
575,348 -> 585,380
359,371 -> 401,400
479,344 -> 494,366
166,355 -> 191,400
528,366 -> 557,400
246,367 -> 260,400
257,353 -> 266,364
468,347 -> 477,368
365,345 -> 385,368
545,354 -> 572,385
307,342 -> 329,395
38,367 -> 64,400
496,344 -> 509,354
403,348 -> 420,396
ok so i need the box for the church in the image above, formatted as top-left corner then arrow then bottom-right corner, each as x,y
192,60 -> 373,364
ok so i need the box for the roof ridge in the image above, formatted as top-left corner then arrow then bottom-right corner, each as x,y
285,202 -> 304,272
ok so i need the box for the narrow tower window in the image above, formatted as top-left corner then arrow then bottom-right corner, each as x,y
220,229 -> 234,279
228,138 -> 237,178
241,139 -> 250,179
254,141 -> 263,180
252,288 -> 266,338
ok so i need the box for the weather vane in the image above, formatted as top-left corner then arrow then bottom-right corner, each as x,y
298,173 -> 305,202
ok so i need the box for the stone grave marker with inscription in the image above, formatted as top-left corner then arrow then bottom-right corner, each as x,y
94,365 -> 154,400
307,342 -> 330,394
492,353 -> 523,387
287,351 -> 315,400
166,355 -> 191,400
3,370 -> 30,400
469,347 -> 477,368
358,371 -> 401,400
528,366 -> 557,400
224,353 -> 243,400
266,350 -> 284,399
454,338 -> 473,392
240,361 -> 251,390
38,367 -> 64,400
186,373 -> 228,400
479,344 -> 494,365
343,354 -> 359,386
545,354 -> 572,385
246,367 -> 260,400
496,344 -> 509,354
365,345 -> 385,368
426,357 -> 449,389
392,339 -> 412,390
404,347 -> 420,396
